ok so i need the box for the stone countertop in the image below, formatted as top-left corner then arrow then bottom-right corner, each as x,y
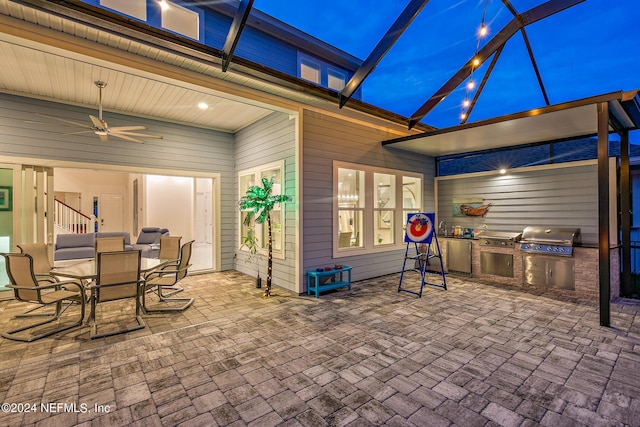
436,234 -> 476,240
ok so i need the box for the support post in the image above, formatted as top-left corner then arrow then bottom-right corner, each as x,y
597,101 -> 610,326
620,130 -> 631,297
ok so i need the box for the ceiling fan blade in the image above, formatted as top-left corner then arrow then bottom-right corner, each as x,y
108,125 -> 147,132
97,133 -> 109,143
89,114 -> 107,130
112,131 -> 163,140
108,133 -> 146,144
63,130 -> 95,135
34,113 -> 93,129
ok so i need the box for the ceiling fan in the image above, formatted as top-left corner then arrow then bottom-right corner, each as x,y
32,81 -> 163,144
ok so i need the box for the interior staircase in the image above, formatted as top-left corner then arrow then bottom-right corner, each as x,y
54,199 -> 94,234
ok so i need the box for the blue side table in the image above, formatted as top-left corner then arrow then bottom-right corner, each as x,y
307,265 -> 352,298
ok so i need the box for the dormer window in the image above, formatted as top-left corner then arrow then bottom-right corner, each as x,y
100,0 -> 146,20
99,0 -> 200,41
298,53 -> 348,93
300,57 -> 321,84
160,1 -> 200,41
327,67 -> 347,91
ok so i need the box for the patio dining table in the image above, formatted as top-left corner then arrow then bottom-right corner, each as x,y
52,257 -> 170,281
51,257 -> 172,327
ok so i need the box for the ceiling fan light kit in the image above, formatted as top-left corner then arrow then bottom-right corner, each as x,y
31,80 -> 163,144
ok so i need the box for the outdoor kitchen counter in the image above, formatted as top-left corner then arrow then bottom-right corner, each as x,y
436,236 -> 600,300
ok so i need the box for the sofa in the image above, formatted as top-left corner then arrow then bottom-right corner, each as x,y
54,233 -> 95,260
131,227 -> 169,258
54,228 -> 169,260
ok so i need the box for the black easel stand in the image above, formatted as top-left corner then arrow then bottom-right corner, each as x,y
397,235 -> 447,297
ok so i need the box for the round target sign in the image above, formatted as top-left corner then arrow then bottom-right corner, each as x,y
405,213 -> 434,243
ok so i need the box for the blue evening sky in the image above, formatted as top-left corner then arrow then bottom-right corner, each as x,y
253,0 -> 640,141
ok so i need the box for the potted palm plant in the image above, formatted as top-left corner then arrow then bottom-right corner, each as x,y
240,230 -> 263,288
239,176 -> 291,297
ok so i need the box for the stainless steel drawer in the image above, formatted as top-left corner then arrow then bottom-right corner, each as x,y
480,251 -> 514,277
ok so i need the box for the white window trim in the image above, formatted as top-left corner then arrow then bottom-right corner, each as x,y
333,161 -> 423,258
238,160 -> 286,260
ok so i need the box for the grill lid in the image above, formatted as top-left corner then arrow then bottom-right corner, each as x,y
520,226 -> 581,246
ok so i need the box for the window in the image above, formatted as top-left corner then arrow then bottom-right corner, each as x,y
98,0 -> 202,40
334,162 -> 422,257
298,53 -> 349,93
161,1 -> 200,40
328,67 -> 347,91
374,173 -> 395,246
260,166 -> 282,253
300,58 -> 321,84
239,161 -> 285,259
337,168 -> 365,249
402,175 -> 422,238
101,0 -> 146,20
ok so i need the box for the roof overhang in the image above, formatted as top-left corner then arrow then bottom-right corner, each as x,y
383,90 -> 640,157
1,0 -> 432,134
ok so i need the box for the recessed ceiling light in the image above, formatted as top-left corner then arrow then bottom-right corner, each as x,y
198,102 -> 208,110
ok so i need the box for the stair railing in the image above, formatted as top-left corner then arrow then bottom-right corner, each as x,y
54,199 -> 93,233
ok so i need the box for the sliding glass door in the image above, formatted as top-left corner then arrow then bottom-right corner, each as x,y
56,168 -> 215,272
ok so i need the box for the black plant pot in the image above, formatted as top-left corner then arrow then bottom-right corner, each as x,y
256,277 -> 262,288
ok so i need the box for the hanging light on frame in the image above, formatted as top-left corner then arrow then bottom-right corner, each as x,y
460,0 -> 490,123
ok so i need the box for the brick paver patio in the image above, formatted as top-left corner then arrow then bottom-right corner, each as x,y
0,270 -> 639,426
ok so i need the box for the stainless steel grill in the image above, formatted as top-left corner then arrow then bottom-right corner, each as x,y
519,226 -> 581,257
477,230 -> 522,248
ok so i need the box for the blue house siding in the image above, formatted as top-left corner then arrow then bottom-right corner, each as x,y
201,11 -> 232,50
235,26 -> 298,76
82,0 -> 359,97
201,8 -> 357,86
